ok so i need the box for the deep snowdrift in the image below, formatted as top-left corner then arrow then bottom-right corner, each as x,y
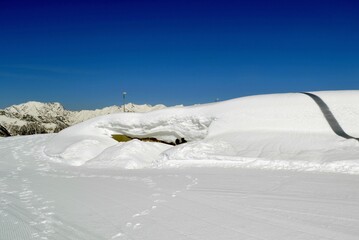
44,91 -> 359,173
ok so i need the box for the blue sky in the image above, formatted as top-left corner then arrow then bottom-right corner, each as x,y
0,0 -> 358,110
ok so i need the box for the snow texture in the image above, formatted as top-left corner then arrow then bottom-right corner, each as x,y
44,91 -> 359,173
0,101 -> 167,135
1,91 -> 359,240
1,135 -> 359,240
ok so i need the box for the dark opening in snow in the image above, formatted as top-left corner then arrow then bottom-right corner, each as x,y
112,134 -> 187,146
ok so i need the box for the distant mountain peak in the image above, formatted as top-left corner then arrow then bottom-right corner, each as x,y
0,101 -> 166,136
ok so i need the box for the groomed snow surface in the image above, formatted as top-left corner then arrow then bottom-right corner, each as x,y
1,91 -> 359,239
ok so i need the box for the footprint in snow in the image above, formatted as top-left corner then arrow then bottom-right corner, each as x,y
111,232 -> 125,239
132,209 -> 150,218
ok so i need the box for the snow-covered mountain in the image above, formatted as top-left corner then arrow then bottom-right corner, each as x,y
0,101 -> 166,136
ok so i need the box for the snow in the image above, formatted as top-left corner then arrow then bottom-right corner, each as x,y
0,115 -> 27,127
314,91 -> 359,132
1,90 -> 359,239
85,140 -> 172,169
44,90 -> 359,174
1,135 -> 359,239
2,101 -> 167,125
5,101 -> 66,118
68,103 -> 167,124
0,101 -> 167,135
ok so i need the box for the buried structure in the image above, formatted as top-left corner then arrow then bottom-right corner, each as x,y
44,91 -> 359,173
112,134 -> 187,146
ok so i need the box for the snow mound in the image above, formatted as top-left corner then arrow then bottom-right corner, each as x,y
96,114 -> 213,143
44,109 -> 214,166
44,91 -> 359,173
49,138 -> 114,166
85,140 -> 172,169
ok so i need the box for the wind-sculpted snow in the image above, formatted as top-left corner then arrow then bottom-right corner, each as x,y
96,114 -> 213,143
44,91 -> 359,174
44,109 -> 215,167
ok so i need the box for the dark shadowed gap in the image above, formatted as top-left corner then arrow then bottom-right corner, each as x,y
111,134 -> 187,146
301,92 -> 359,142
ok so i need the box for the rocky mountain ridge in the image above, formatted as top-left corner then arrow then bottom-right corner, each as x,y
0,101 -> 166,136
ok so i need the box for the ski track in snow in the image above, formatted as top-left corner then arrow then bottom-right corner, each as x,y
0,136 -> 194,240
0,136 -> 92,239
1,135 -> 359,240
0,136 -> 58,240
109,174 -> 198,239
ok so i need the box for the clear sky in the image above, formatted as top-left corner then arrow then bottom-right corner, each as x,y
1,0 -> 358,110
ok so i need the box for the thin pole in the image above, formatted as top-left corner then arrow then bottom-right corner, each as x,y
122,92 -> 127,112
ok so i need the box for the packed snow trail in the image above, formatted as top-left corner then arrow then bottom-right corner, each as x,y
1,135 -> 359,239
